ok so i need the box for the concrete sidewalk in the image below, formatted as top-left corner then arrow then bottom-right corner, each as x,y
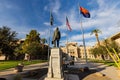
92,63 -> 120,80
72,60 -> 120,80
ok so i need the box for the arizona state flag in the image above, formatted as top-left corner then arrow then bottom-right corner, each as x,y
66,16 -> 72,31
50,12 -> 54,26
80,6 -> 90,18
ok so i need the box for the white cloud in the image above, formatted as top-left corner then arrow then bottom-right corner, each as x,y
39,30 -> 48,38
61,32 -> 67,37
69,32 -> 94,41
60,40 -> 67,46
85,40 -> 96,46
51,0 -> 61,14
0,0 -> 120,47
57,0 -> 120,46
43,22 -> 50,26
44,0 -> 61,14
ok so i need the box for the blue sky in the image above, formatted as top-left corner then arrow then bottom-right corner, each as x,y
0,0 -> 120,46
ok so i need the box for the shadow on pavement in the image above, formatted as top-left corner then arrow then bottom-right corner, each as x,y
64,67 -> 96,80
21,67 -> 48,79
0,78 -> 7,80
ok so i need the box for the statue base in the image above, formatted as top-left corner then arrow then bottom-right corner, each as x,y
44,48 -> 64,80
45,77 -> 64,80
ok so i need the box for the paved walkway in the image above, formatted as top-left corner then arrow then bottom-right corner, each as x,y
0,60 -> 120,80
71,60 -> 120,80
88,63 -> 120,80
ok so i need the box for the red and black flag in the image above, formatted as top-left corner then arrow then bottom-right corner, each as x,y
66,16 -> 72,31
50,12 -> 54,26
80,6 -> 90,18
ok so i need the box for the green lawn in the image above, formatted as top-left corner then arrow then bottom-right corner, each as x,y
0,60 -> 47,71
89,59 -> 117,67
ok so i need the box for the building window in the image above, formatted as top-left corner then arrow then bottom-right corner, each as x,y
68,49 -> 75,55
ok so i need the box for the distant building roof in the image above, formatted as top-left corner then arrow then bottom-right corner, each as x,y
66,42 -> 78,47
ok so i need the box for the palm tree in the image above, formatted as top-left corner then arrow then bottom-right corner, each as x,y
90,29 -> 102,46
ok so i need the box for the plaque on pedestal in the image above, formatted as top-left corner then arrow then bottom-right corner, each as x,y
45,48 -> 64,80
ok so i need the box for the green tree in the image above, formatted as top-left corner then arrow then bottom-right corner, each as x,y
41,38 -> 48,60
22,30 -> 41,60
91,29 -> 102,46
41,38 -> 47,49
103,40 -> 120,53
90,45 -> 107,60
14,43 -> 25,60
0,26 -> 17,60
90,40 -> 120,60
25,30 -> 40,44
41,38 -> 47,44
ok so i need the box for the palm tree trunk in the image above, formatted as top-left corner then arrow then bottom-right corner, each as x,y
96,36 -> 100,46
95,33 -> 100,46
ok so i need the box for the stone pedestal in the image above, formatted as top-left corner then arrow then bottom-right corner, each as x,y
45,48 -> 64,80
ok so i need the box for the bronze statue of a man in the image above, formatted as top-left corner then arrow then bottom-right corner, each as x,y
52,27 -> 61,47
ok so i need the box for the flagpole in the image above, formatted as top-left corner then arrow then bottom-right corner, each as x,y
80,15 -> 88,64
66,16 -> 72,60
78,4 -> 88,65
48,9 -> 54,77
66,26 -> 68,57
48,26 -> 50,61
65,17 -> 68,57
66,26 -> 68,52
48,10 -> 52,63
66,25 -> 70,60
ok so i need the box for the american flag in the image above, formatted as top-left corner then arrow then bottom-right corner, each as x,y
66,16 -> 72,31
